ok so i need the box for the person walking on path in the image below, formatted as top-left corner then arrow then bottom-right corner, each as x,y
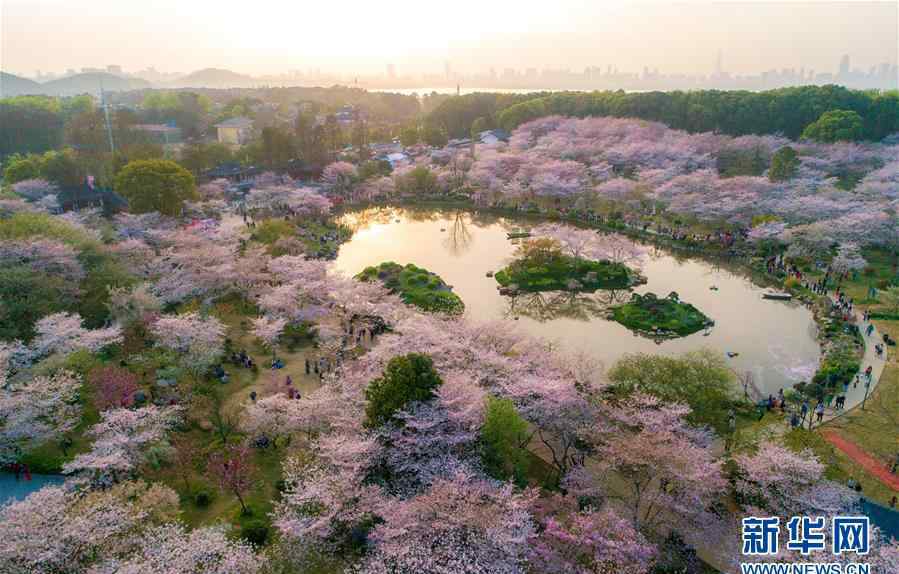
814,401 -> 825,426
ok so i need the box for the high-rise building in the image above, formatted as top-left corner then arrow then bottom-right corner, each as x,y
838,54 -> 850,77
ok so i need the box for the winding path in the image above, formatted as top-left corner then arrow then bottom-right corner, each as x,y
820,429 -> 899,491
820,300 -> 888,423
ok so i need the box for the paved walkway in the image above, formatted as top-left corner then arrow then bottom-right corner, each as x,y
820,429 -> 899,491
819,300 -> 888,424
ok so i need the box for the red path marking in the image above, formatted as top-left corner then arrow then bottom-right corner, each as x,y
821,429 -> 899,492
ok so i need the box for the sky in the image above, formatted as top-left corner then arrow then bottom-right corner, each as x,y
1,0 -> 896,78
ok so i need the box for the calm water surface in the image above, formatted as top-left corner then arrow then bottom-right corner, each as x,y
334,207 -> 820,395
1,473 -> 65,505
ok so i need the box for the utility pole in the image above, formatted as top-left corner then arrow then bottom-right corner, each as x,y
100,80 -> 116,155
862,377 -> 871,411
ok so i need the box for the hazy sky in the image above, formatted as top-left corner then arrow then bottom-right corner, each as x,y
2,0 -> 896,77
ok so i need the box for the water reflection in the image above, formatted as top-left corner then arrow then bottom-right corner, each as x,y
333,207 -> 820,395
442,212 -> 474,256
505,289 -> 629,323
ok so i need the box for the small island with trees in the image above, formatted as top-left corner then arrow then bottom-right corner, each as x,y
610,291 -> 713,339
357,261 -> 464,314
494,237 -> 639,294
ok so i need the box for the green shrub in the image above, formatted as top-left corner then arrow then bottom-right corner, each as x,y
241,519 -> 270,546
364,353 -> 442,428
480,396 -> 531,485
194,489 -> 213,507
252,219 -> 296,245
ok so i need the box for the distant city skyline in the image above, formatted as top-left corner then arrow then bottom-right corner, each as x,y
18,51 -> 898,93
2,1 -> 896,83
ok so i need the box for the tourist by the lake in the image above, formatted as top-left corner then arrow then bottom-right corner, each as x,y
250,391 -> 257,402
890,496 -> 897,509
842,381 -> 850,395
800,400 -> 809,422
836,395 -> 845,409
790,411 -> 800,428
815,401 -> 825,424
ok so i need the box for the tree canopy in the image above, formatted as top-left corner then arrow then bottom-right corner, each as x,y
364,353 -> 443,428
424,85 -> 898,142
607,350 -> 740,433
801,109 -> 865,143
114,159 -> 197,216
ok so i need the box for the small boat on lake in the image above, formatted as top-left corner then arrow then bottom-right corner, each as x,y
762,292 -> 793,301
507,228 -> 531,239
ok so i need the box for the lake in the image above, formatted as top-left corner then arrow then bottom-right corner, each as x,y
333,207 -> 820,395
0,473 -> 66,506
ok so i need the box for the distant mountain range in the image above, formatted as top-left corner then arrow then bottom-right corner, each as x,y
0,68 -> 265,97
0,71 -> 151,97
0,71 -> 42,97
169,68 -> 258,88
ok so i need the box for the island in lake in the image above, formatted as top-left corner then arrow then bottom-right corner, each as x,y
357,261 -> 465,314
494,237 -> 641,294
610,291 -> 713,339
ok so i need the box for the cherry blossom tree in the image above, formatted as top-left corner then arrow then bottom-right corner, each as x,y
274,434 -> 385,548
0,481 -> 181,574
0,239 -> 85,287
89,524 -> 264,574
149,312 -> 226,375
583,394 -> 727,540
245,185 -> 331,218
732,441 -> 859,516
63,405 -> 182,484
106,283 -> 163,325
0,339 -> 34,387
379,401 -> 480,493
531,223 -> 646,267
831,242 -> 867,273
360,471 -> 535,574
251,316 -> 287,359
322,161 -> 359,196
0,370 -> 82,463
465,115 -> 899,249
149,228 -> 245,304
529,494 -> 657,574
30,312 -> 123,359
88,365 -> 140,411
208,445 -> 256,515
197,178 -> 230,200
